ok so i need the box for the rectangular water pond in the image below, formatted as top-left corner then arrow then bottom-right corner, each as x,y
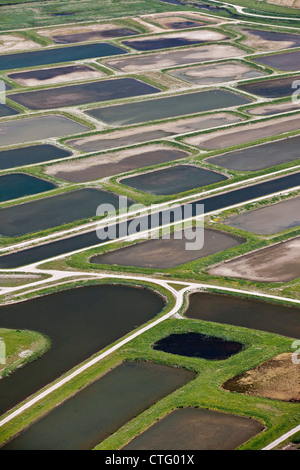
253,50 -> 300,72
85,90 -> 251,126
124,408 -> 263,450
45,145 -> 190,183
0,188 -> 132,238
2,362 -> 195,450
0,284 -> 166,415
0,115 -> 90,147
8,65 -> 106,87
238,75 -> 300,98
91,228 -> 244,269
185,292 -> 300,339
0,174 -> 56,203
122,30 -> 228,51
120,165 -> 228,195
10,78 -> 160,110
209,235 -> 300,283
0,43 -> 127,71
205,134 -> 300,171
0,144 -> 72,171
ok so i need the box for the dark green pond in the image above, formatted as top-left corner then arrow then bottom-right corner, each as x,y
0,173 -> 56,203
185,292 -> 300,339
0,284 -> 166,416
85,90 -> 251,126
153,332 -> 243,360
0,103 -> 18,117
0,144 -> 72,171
0,188 -> 132,237
120,165 -> 228,195
10,78 -> 160,110
2,362 -> 195,450
124,408 -> 263,450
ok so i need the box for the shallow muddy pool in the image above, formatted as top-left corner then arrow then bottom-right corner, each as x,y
122,30 -> 228,51
0,144 -> 72,171
103,44 -> 245,73
253,50 -> 300,71
67,113 -> 243,153
223,353 -> 300,402
0,115 -> 90,147
45,145 -> 189,183
185,292 -> 300,338
153,332 -> 242,360
8,64 -> 106,87
238,75 -> 300,98
10,78 -> 160,110
205,134 -> 300,171
223,196 -> 300,235
242,29 -> 300,52
209,235 -> 300,283
51,27 -> 137,44
169,61 -> 265,85
0,173 -> 56,203
86,90 -> 251,126
247,101 -> 300,116
124,408 -> 263,450
0,42 -> 127,71
184,114 -> 300,150
120,164 -> 228,195
90,228 -> 244,269
0,188 -> 131,237
2,361 -> 194,450
0,285 -> 166,417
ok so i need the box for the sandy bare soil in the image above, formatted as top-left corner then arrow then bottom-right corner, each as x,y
224,353 -> 300,402
209,235 -> 300,282
247,101 -> 300,116
141,11 -> 220,27
184,114 -> 300,149
168,61 -> 265,84
37,22 -> 131,40
44,144 -> 189,182
102,44 -> 244,73
67,112 -> 243,153
0,34 -> 40,53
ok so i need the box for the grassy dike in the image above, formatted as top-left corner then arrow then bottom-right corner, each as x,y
0,328 -> 50,378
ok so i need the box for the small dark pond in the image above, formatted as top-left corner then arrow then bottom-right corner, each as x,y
253,50 -> 300,72
122,36 -> 222,51
153,332 -> 243,360
0,103 -> 18,117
